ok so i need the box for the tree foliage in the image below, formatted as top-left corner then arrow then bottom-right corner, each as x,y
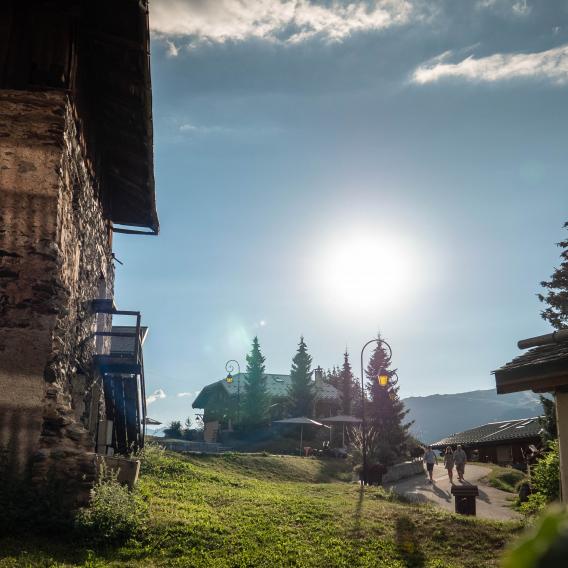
287,336 -> 315,417
339,351 -> 357,415
538,222 -> 568,330
365,336 -> 413,465
242,336 -> 269,428
163,420 -> 183,439
539,396 -> 557,443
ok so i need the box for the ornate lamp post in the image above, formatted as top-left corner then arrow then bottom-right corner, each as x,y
225,359 -> 242,426
360,337 -> 393,486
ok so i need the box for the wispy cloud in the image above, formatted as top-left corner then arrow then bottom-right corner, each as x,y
412,43 -> 568,85
179,123 -> 234,135
475,0 -> 531,17
177,391 -> 198,398
147,388 -> 166,405
165,40 -> 180,57
150,0 -> 421,46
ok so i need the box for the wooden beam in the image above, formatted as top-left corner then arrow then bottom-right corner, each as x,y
556,392 -> 568,503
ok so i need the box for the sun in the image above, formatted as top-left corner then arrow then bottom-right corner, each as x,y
316,231 -> 415,314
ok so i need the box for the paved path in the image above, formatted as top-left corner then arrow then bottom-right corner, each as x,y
385,463 -> 520,521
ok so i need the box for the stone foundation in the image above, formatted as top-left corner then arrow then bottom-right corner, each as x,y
0,90 -> 114,508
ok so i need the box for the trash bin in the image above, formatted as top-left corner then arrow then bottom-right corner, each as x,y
450,484 -> 479,516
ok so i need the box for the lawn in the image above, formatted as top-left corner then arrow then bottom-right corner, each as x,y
477,463 -> 527,495
0,449 -> 525,568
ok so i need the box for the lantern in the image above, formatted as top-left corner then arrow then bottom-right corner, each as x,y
378,373 -> 389,387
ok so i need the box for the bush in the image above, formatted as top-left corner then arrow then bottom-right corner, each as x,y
517,441 -> 560,516
503,506 -> 568,568
531,440 -> 560,502
75,473 -> 147,545
518,492 -> 548,517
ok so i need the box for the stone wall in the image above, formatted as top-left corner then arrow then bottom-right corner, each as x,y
382,461 -> 425,484
0,90 -> 114,507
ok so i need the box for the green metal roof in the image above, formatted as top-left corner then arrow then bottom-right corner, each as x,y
192,373 -> 340,409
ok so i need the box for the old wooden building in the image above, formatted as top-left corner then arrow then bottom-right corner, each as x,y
494,330 -> 568,503
431,417 -> 543,466
0,0 -> 158,508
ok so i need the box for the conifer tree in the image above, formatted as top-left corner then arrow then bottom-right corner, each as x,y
538,222 -> 568,329
325,366 -> 341,389
365,335 -> 412,465
287,336 -> 315,417
339,351 -> 356,415
242,336 -> 269,428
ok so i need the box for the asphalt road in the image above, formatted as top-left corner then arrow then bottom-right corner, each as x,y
385,463 -> 521,521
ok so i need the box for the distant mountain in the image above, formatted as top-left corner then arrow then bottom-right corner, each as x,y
403,388 -> 545,444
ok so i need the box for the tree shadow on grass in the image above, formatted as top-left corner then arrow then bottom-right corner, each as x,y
0,535 -> 119,567
351,486 -> 365,537
395,515 -> 426,568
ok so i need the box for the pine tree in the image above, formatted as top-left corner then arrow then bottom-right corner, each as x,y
242,336 -> 269,428
339,351 -> 356,415
288,336 -> 315,417
325,366 -> 341,389
365,336 -> 412,465
538,222 -> 568,329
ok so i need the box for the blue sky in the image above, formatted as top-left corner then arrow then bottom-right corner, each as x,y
113,0 -> 568,424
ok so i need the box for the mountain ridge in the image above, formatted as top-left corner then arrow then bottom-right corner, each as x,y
402,388 -> 544,443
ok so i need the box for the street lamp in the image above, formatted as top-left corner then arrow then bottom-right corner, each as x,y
360,337 -> 393,486
225,359 -> 241,426
309,366 -> 324,417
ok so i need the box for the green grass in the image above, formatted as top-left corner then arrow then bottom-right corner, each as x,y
0,449 -> 524,567
477,464 -> 527,494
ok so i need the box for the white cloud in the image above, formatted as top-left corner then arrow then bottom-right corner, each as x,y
146,388 -> 166,405
165,40 -> 180,57
177,391 -> 197,398
179,123 -> 234,135
412,43 -> 568,85
150,0 -> 419,46
475,0 -> 531,16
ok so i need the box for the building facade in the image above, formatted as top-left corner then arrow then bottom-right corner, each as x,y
0,0 -> 157,508
193,371 -> 342,442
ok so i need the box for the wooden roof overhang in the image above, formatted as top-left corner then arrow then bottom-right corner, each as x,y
0,0 -> 158,233
494,332 -> 568,395
430,435 -> 541,451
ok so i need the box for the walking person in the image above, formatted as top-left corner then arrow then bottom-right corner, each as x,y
423,446 -> 438,483
443,446 -> 455,485
454,444 -> 467,482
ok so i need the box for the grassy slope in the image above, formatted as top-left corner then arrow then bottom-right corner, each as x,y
476,463 -> 527,494
0,450 -> 524,568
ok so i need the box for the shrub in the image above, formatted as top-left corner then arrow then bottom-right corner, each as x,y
503,506 -> 568,568
75,473 -> 147,545
531,440 -> 560,502
518,492 -> 548,517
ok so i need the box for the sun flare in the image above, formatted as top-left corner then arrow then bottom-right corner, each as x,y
316,232 -> 415,314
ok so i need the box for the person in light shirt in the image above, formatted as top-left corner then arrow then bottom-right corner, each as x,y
454,444 -> 467,481
423,446 -> 438,483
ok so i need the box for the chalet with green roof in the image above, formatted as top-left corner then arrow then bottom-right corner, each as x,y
193,371 -> 341,441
